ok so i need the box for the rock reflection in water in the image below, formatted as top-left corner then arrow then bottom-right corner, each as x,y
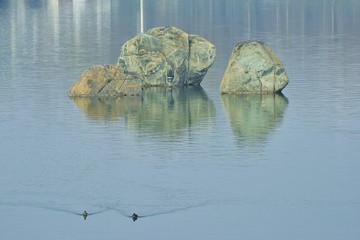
69,86 -> 215,137
221,93 -> 288,145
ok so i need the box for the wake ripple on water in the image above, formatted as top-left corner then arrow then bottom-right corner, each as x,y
99,200 -> 211,222
0,200 -> 210,222
0,201 -> 108,220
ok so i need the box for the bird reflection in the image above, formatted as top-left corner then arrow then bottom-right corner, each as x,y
167,87 -> 175,107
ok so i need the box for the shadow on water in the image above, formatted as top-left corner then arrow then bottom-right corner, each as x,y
106,201 -> 210,222
221,93 -> 288,146
0,202 -> 108,220
69,86 -> 215,137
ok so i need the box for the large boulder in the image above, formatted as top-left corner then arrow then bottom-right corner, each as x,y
117,26 -> 216,86
67,64 -> 142,97
220,40 -> 289,94
68,27 -> 216,97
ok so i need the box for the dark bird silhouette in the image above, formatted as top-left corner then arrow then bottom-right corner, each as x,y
131,213 -> 138,222
167,69 -> 174,82
82,210 -> 88,220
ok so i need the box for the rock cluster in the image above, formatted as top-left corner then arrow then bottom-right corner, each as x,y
68,29 -> 289,97
68,26 -> 216,96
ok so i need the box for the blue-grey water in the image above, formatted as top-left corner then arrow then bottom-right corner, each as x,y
1,0 -> 360,239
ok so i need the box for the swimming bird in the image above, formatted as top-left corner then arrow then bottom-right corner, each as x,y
82,210 -> 88,220
131,213 -> 138,222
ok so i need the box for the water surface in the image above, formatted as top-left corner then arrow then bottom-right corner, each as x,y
1,0 -> 360,239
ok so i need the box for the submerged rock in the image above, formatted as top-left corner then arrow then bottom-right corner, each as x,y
117,26 -> 216,87
220,40 -> 289,94
67,64 -> 142,97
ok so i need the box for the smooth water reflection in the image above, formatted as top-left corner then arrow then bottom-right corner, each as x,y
221,94 -> 288,146
70,87 -> 215,138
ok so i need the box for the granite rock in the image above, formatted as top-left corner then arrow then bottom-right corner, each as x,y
67,64 -> 142,97
220,40 -> 288,94
117,26 -> 216,86
68,27 -> 216,97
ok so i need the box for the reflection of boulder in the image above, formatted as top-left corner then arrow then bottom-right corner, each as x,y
221,94 -> 288,145
220,40 -> 289,94
69,94 -> 142,121
69,87 -> 215,137
117,26 -> 216,86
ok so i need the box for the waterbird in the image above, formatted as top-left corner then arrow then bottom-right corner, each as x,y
132,213 -> 138,222
82,210 -> 88,220
167,69 -> 174,83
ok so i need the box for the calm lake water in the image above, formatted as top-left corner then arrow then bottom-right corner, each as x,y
1,0 -> 360,239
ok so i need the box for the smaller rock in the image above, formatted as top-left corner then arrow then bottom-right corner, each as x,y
220,40 -> 289,94
67,64 -> 142,97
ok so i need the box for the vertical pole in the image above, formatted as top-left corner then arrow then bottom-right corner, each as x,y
140,0 -> 144,33
247,0 -> 251,38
